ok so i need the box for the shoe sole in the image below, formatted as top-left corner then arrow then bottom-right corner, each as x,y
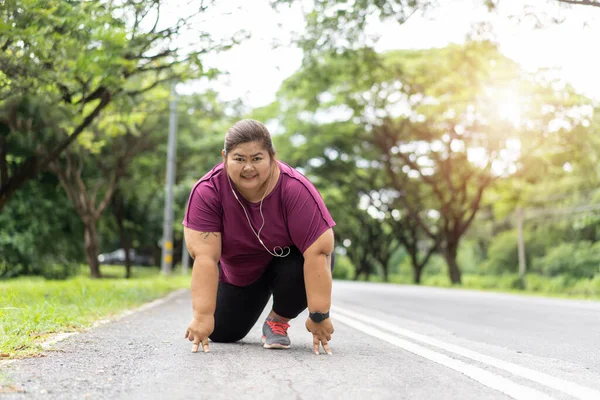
261,336 -> 290,349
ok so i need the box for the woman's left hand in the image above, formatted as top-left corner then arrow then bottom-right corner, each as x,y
305,318 -> 334,355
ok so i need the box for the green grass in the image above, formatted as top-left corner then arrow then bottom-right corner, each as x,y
376,272 -> 600,301
332,253 -> 600,300
0,266 -> 189,359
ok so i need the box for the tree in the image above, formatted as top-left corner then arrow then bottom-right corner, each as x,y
96,90 -> 243,276
319,167 -> 400,282
0,0 -> 230,211
270,39 -> 593,283
369,181 -> 440,283
273,0 -> 600,51
49,82 -> 179,278
49,129 -> 153,278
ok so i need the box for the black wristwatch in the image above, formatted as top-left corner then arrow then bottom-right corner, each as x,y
309,311 -> 330,323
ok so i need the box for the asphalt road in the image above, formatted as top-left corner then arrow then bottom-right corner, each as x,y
2,281 -> 600,400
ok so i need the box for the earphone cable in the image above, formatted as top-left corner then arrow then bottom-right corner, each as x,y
227,165 -> 290,258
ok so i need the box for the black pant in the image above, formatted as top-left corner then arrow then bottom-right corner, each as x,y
210,247 -> 332,343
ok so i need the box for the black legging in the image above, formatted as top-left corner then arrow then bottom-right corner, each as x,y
210,246 -> 333,343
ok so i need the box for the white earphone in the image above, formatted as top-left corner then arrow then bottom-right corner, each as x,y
227,165 -> 290,258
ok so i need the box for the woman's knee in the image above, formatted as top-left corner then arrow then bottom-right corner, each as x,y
209,330 -> 247,343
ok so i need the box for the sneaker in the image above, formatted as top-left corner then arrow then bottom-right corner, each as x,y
261,317 -> 291,349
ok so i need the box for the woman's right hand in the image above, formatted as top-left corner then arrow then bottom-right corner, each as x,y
185,314 -> 215,353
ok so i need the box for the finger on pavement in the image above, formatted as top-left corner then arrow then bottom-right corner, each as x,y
323,342 -> 333,356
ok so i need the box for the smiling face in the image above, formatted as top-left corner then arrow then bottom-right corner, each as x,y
225,141 -> 274,200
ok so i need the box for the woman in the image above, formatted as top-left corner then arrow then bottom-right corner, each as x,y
183,119 -> 336,355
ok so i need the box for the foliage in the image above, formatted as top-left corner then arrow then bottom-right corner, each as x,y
383,271 -> 600,299
97,90 -> 243,270
273,0 -> 600,57
532,241 -> 600,278
0,172 -> 84,279
482,229 -> 547,274
332,254 -> 353,280
0,266 -> 189,359
273,0 -> 435,56
2,0 -> 600,290
0,0 -> 230,211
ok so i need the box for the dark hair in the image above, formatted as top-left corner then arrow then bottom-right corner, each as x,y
224,119 -> 276,157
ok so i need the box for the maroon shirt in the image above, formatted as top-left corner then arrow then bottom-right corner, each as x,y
183,160 -> 336,286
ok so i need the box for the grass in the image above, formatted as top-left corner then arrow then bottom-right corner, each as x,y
378,272 -> 600,301
0,265 -> 189,359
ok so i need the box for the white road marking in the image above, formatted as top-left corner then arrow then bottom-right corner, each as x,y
334,313 -> 552,400
333,305 -> 600,400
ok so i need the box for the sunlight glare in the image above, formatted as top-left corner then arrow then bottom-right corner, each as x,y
497,102 -> 522,127
486,86 -> 523,127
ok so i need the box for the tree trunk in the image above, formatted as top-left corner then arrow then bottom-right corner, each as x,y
83,220 -> 102,278
124,244 -> 132,279
413,264 -> 423,284
353,262 -> 366,281
113,192 -> 132,279
407,249 -> 421,284
352,255 -> 361,280
378,253 -> 391,282
443,242 -> 461,284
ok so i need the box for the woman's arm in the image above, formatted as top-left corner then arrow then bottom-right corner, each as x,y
303,228 -> 334,313
303,228 -> 335,355
184,227 -> 221,352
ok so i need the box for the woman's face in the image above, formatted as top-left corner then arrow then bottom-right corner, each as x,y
225,141 -> 273,195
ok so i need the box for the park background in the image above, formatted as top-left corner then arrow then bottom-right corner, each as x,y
2,0 -> 600,359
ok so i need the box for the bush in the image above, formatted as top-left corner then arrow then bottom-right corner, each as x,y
332,253 -> 353,280
569,274 -> 600,297
482,230 -> 546,274
457,239 -> 485,275
522,273 -> 546,292
481,231 -> 519,274
532,241 -> 600,278
422,274 -> 452,287
39,260 -> 80,280
0,174 -> 84,279
421,255 -> 446,276
462,274 -> 524,290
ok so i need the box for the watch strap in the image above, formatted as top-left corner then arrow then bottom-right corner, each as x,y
309,311 -> 330,322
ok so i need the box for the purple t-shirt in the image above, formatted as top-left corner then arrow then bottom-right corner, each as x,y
182,160 -> 336,286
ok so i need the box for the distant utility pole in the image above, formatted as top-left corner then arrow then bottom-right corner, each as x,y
161,83 -> 178,275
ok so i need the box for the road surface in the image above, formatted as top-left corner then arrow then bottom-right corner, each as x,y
2,281 -> 600,399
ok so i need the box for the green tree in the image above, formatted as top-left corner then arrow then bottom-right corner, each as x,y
273,0 -> 600,54
49,103 -> 160,278
98,91 -> 243,276
0,0 -> 228,211
270,40 -> 593,283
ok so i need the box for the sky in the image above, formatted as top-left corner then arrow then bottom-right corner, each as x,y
176,0 -> 600,109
